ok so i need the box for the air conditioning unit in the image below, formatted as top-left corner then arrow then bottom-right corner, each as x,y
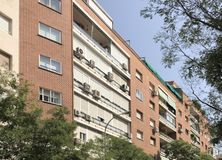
83,83 -> 90,93
106,72 -> 113,82
88,60 -> 95,68
122,63 -> 128,71
74,110 -> 80,117
85,115 -> 91,122
120,84 -> 129,92
92,90 -> 101,99
151,90 -> 158,97
74,47 -> 84,60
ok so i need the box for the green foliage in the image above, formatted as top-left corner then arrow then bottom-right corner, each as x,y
81,136 -> 153,160
163,140 -> 214,160
0,70 -> 80,160
200,153 -> 214,160
141,0 -> 222,143
164,140 -> 200,160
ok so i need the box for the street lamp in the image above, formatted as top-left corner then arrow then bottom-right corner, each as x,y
103,111 -> 130,160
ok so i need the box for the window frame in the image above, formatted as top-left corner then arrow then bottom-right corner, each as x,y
39,0 -> 62,13
136,89 -> 144,101
150,119 -> 155,128
80,132 -> 87,142
150,137 -> 156,146
38,22 -> 62,44
135,70 -> 143,81
136,110 -> 143,121
0,13 -> 12,35
149,100 -> 155,110
39,87 -> 62,105
136,130 -> 143,140
39,54 -> 62,74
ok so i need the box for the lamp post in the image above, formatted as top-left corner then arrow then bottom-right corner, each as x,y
103,111 -> 130,160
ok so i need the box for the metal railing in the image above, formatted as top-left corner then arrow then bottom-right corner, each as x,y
74,79 -> 129,116
73,22 -> 129,74
159,113 -> 176,127
159,132 -> 174,142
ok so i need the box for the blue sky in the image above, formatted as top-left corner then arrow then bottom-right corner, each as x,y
96,0 -> 186,91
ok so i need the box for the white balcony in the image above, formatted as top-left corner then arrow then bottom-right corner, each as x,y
73,80 -> 131,122
73,23 -> 130,79
159,115 -> 176,132
159,132 -> 174,143
74,112 -> 131,141
73,57 -> 130,100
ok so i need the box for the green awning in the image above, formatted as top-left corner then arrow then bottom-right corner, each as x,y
142,59 -> 183,101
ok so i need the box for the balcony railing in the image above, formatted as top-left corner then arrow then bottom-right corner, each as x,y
159,113 -> 176,127
74,79 -> 129,116
159,132 -> 174,142
91,116 -> 128,137
73,22 -> 130,76
190,122 -> 200,134
75,110 -> 129,138
73,55 -> 128,95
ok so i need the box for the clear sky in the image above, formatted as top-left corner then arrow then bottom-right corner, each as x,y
96,0 -> 187,92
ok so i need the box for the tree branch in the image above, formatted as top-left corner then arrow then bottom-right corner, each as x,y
176,0 -> 222,32
190,85 -> 222,113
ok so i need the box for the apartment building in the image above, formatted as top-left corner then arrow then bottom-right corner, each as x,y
0,0 -> 211,159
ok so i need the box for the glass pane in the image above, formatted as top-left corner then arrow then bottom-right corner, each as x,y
52,91 -> 60,104
39,23 -> 50,38
51,60 -> 61,73
0,14 -> 10,33
50,28 -> 61,43
40,55 -> 50,68
43,88 -> 50,102
51,0 -> 61,12
40,0 -> 50,6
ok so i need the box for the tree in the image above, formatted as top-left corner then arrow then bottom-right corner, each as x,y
141,0 -> 222,143
163,140 -> 199,160
163,140 -> 213,160
200,153 -> 214,160
81,136 -> 153,160
0,69 -> 80,160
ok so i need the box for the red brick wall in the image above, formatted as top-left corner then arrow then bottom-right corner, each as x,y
19,0 -> 73,121
74,0 -> 212,156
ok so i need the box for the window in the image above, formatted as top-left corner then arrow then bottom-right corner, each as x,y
0,13 -> 11,34
135,70 -> 142,81
39,88 -> 62,105
39,23 -> 61,43
80,132 -> 86,142
150,137 -> 156,146
185,103 -> 189,109
150,119 -> 155,128
136,89 -> 144,101
136,130 -> 143,140
39,55 -> 61,73
179,110 -> 182,117
136,110 -> 143,121
185,129 -> 189,135
0,51 -> 10,70
185,116 -> 188,122
149,82 -> 155,91
39,0 -> 61,12
149,101 -> 155,110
